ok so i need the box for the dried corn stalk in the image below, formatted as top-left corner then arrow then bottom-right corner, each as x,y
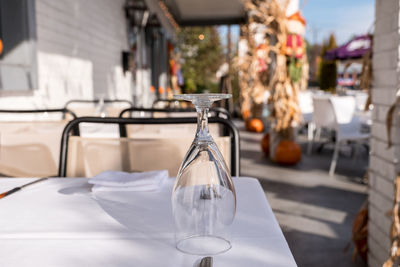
299,54 -> 309,92
237,0 -> 301,132
386,89 -> 400,148
360,49 -> 372,111
237,24 -> 254,115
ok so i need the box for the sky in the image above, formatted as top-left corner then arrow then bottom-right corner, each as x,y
219,0 -> 375,48
302,0 -> 375,45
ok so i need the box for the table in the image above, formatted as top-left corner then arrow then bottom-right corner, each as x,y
0,177 -> 296,267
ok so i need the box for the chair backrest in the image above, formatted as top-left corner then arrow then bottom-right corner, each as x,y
312,95 -> 356,129
298,90 -> 314,115
312,96 -> 337,129
65,135 -> 231,178
353,91 -> 369,111
0,109 -> 76,177
59,116 -> 240,177
119,107 -> 230,137
65,99 -> 133,117
330,95 -> 356,124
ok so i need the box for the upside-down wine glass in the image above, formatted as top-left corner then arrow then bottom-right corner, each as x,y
171,93 -> 236,255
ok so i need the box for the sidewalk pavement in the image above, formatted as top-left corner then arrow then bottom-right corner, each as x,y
238,121 -> 368,267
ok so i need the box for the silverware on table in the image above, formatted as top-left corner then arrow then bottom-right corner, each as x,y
199,256 -> 213,267
0,177 -> 49,199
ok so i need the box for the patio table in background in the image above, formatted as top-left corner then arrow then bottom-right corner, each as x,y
0,177 -> 296,267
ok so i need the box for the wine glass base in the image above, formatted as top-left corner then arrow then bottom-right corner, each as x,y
176,235 -> 232,255
174,93 -> 232,108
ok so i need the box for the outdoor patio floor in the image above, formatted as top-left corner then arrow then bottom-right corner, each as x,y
237,120 -> 368,267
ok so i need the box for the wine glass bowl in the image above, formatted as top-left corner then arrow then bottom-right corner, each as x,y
171,93 -> 236,255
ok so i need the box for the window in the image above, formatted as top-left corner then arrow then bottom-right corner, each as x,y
0,0 -> 36,94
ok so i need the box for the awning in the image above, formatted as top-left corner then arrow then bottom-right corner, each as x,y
325,35 -> 372,60
162,0 -> 246,26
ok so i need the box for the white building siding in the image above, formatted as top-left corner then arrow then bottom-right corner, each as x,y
0,0 -> 132,108
368,0 -> 400,266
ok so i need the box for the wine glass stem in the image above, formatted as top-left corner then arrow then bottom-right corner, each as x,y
195,107 -> 210,141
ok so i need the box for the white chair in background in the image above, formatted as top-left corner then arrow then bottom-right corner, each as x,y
309,96 -> 369,176
298,91 -> 314,150
298,90 -> 314,124
347,90 -> 369,111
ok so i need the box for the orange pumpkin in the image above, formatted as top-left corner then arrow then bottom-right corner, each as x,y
275,140 -> 301,165
246,118 -> 264,133
260,133 -> 270,156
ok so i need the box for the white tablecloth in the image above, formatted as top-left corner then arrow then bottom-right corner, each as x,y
0,177 -> 296,267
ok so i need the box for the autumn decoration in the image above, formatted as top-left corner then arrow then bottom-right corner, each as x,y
383,176 -> 400,266
351,201 -> 368,262
274,140 -> 301,165
246,118 -> 264,133
238,0 -> 308,163
242,109 -> 251,120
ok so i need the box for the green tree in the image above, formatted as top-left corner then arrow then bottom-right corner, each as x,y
177,27 -> 223,93
319,34 -> 338,91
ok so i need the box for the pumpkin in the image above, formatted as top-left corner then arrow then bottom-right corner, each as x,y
260,133 -> 270,156
275,140 -> 301,165
0,39 -> 3,55
246,118 -> 264,133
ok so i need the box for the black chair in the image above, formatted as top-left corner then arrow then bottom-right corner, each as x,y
119,107 -> 231,137
58,116 -> 240,177
0,108 -> 77,118
65,99 -> 133,108
64,99 -> 133,118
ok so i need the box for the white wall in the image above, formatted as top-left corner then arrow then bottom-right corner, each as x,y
368,0 -> 400,266
0,0 -> 133,109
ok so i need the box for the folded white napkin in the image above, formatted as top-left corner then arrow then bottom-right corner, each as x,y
89,170 -> 169,192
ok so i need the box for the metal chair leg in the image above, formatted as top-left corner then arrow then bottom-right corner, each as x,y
329,140 -> 340,176
315,127 -> 322,141
351,142 -> 359,163
307,122 -> 315,155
